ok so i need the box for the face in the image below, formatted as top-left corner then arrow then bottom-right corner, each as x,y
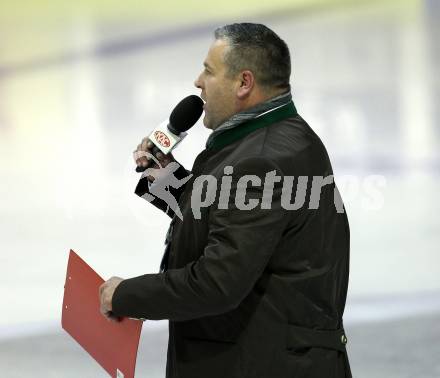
194,39 -> 239,130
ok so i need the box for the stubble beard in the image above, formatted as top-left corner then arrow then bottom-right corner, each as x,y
203,109 -> 220,130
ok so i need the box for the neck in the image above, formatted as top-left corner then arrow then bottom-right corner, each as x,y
236,87 -> 290,113
237,88 -> 289,113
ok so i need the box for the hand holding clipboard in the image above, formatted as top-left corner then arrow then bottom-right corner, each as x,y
62,250 -> 143,378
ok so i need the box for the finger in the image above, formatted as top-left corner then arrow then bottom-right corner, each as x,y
135,144 -> 144,165
147,140 -> 153,149
141,138 -> 149,151
156,152 -> 174,167
100,293 -> 112,315
134,149 -> 144,163
99,291 -> 106,307
142,155 -> 151,167
100,303 -> 109,317
134,150 -> 150,167
99,282 -> 106,297
162,154 -> 173,164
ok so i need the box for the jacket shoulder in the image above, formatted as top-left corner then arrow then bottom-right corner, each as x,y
238,115 -> 333,176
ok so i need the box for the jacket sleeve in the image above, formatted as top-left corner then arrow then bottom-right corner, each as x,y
134,162 -> 191,218
112,156 -> 290,321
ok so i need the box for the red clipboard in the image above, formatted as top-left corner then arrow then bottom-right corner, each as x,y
62,249 -> 143,378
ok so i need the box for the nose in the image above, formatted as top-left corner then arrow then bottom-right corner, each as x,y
194,72 -> 203,89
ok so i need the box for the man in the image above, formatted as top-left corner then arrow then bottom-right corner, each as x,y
100,23 -> 352,377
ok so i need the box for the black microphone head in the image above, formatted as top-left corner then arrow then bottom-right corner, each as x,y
168,95 -> 204,135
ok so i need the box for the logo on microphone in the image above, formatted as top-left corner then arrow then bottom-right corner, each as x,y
154,131 -> 171,148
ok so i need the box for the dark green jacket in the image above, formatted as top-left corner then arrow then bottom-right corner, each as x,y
113,103 -> 352,378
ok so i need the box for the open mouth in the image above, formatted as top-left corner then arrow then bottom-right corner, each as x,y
200,96 -> 207,110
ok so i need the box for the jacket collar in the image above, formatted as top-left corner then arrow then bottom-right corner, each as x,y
206,100 -> 298,150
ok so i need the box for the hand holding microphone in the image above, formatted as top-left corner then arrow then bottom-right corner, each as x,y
133,95 -> 204,174
134,138 -> 174,171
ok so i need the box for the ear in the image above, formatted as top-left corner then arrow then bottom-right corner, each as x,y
236,70 -> 255,99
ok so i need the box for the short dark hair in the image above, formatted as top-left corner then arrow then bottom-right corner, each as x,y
214,23 -> 291,90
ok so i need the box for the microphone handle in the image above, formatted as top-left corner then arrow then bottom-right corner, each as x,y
135,145 -> 162,173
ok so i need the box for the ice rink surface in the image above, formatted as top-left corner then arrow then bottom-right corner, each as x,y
0,0 -> 439,376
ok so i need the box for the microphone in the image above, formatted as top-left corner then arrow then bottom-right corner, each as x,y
135,95 -> 204,172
